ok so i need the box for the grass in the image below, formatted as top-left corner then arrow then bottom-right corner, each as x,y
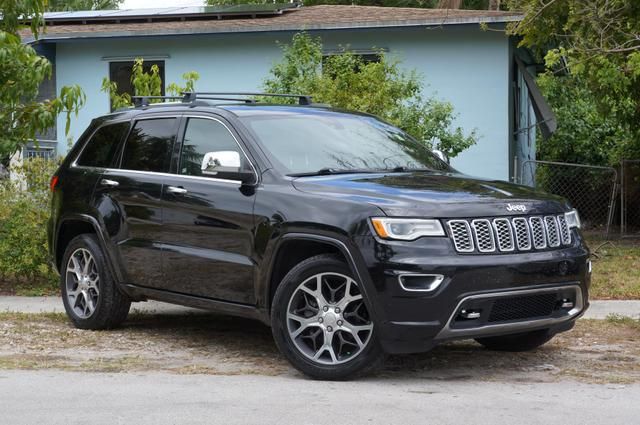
588,238 -> 640,299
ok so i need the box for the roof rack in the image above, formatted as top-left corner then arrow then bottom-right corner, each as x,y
130,92 -> 314,108
182,92 -> 313,105
132,95 -> 184,107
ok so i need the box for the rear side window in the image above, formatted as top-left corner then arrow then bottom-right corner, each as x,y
120,118 -> 177,172
76,122 -> 129,168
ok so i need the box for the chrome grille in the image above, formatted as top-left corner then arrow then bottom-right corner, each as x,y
471,219 -> 495,252
557,215 -> 571,245
544,216 -> 561,247
447,214 -> 572,254
493,218 -> 515,252
512,217 -> 532,250
529,217 -> 547,249
447,220 -> 474,252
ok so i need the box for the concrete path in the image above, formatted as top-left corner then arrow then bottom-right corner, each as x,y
0,370 -> 637,425
1,296 -> 638,319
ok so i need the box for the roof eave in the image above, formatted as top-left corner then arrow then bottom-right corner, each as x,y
23,14 -> 522,44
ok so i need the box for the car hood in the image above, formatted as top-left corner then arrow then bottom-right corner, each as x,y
291,171 -> 569,217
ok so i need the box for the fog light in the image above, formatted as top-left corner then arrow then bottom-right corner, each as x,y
560,299 -> 574,309
459,309 -> 481,320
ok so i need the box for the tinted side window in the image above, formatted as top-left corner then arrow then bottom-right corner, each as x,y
120,118 -> 177,172
76,122 -> 129,168
179,118 -> 247,177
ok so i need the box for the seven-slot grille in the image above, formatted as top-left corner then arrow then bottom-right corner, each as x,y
447,215 -> 572,254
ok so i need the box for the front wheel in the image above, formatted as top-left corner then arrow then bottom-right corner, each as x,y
475,329 -> 555,352
271,254 -> 383,380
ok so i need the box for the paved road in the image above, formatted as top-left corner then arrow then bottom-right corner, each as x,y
2,296 -> 639,319
0,370 -> 637,425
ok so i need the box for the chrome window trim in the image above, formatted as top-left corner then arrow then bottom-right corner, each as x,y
397,273 -> 445,293
470,219 -> 495,253
435,285 -> 584,340
71,114 -> 259,186
99,168 -> 242,185
492,218 -> 515,252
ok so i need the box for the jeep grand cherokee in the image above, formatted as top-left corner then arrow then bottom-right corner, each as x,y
48,93 -> 590,380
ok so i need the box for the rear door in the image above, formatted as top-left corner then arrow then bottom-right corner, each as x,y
96,116 -> 180,288
158,115 -> 258,304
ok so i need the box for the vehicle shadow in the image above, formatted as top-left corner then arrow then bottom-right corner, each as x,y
122,312 -> 571,382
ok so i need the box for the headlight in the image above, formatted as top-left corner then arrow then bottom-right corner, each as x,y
564,209 -> 581,229
371,217 -> 445,240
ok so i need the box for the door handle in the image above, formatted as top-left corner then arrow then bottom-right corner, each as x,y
167,186 -> 188,195
100,179 -> 119,188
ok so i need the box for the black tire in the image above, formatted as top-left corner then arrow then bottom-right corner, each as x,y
271,254 -> 384,380
60,234 -> 131,329
475,329 -> 555,352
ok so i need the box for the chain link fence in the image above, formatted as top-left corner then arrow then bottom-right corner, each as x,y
621,159 -> 640,237
518,160 -> 617,234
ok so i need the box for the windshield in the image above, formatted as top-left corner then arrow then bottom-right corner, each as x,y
238,109 -> 452,175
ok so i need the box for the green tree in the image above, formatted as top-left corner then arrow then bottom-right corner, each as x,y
507,0 -> 640,163
262,33 -> 476,158
46,0 -> 122,11
0,0 -> 85,161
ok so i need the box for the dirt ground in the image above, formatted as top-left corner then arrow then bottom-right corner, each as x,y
1,312 -> 638,383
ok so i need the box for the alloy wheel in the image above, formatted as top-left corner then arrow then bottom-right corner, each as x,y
65,248 -> 100,319
286,272 -> 373,365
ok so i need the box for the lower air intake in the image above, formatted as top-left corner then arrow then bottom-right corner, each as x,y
487,293 -> 557,323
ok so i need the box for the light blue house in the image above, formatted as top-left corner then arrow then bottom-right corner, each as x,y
24,4 -> 552,182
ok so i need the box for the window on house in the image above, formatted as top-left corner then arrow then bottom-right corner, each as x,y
322,52 -> 382,75
77,122 -> 130,168
108,60 -> 165,111
120,118 -> 177,173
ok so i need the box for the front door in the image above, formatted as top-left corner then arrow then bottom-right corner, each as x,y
159,116 -> 258,304
97,116 -> 179,288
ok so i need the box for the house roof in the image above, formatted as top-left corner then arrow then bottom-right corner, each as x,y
21,5 -> 522,42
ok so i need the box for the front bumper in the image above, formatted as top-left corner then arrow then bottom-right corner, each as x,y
353,234 -> 590,354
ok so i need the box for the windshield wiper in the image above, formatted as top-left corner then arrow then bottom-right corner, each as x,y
382,166 -> 436,173
288,168 -> 381,177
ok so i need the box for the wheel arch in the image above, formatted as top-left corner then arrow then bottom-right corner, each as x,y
263,233 -> 375,317
55,214 -> 122,283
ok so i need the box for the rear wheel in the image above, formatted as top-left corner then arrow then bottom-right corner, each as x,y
61,234 -> 131,329
271,254 -> 383,380
475,329 -> 555,352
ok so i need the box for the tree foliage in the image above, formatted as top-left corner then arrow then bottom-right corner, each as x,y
101,58 -> 200,108
0,0 -> 85,160
507,0 -> 640,163
262,33 -> 476,158
45,0 -> 122,11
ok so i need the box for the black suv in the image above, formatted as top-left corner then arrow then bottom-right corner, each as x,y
48,93 -> 590,380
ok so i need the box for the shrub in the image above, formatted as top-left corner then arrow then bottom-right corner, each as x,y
0,157 -> 59,294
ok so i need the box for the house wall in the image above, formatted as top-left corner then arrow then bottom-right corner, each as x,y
54,25 -> 510,180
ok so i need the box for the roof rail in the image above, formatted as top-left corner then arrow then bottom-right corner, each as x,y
131,96 -> 184,107
130,92 -> 314,108
182,92 -> 313,105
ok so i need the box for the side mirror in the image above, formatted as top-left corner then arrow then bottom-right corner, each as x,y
432,149 -> 449,164
201,151 -> 257,185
